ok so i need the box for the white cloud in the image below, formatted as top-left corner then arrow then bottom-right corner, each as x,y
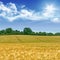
0,1 -> 44,22
20,9 -> 43,20
43,4 -> 56,18
0,1 -> 60,23
21,5 -> 26,8
0,2 -> 10,12
52,18 -> 60,23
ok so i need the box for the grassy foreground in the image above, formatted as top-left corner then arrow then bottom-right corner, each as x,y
0,35 -> 60,60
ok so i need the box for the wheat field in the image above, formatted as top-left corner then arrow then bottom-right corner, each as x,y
0,35 -> 60,60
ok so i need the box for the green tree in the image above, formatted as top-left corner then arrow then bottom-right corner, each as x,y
35,32 -> 39,35
0,30 -> 5,35
13,30 -> 21,35
5,28 -> 13,34
55,33 -> 60,36
23,27 -> 33,35
47,33 -> 54,36
38,32 -> 47,36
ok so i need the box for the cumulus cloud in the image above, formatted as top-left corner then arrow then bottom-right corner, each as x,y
0,2 -> 18,21
51,18 -> 60,23
0,1 -> 44,22
0,1 -> 60,23
0,1 -> 41,21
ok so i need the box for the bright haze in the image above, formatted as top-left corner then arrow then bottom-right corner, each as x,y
0,0 -> 60,33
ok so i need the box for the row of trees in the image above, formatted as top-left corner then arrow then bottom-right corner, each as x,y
0,28 -> 60,36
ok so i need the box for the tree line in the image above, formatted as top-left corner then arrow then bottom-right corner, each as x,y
0,27 -> 60,36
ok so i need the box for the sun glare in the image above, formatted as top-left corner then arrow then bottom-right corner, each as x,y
45,4 -> 56,13
43,4 -> 56,17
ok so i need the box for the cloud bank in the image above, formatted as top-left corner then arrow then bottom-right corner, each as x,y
0,1 -> 60,23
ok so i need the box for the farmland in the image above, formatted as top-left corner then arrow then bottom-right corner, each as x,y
0,35 -> 60,43
0,35 -> 60,60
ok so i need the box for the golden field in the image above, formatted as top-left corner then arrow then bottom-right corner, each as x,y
0,35 -> 60,43
0,35 -> 60,60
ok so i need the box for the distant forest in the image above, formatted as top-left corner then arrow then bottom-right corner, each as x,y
0,28 -> 60,36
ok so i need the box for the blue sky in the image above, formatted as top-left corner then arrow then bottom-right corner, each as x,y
0,0 -> 60,32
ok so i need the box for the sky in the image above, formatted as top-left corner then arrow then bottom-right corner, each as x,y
0,0 -> 60,33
